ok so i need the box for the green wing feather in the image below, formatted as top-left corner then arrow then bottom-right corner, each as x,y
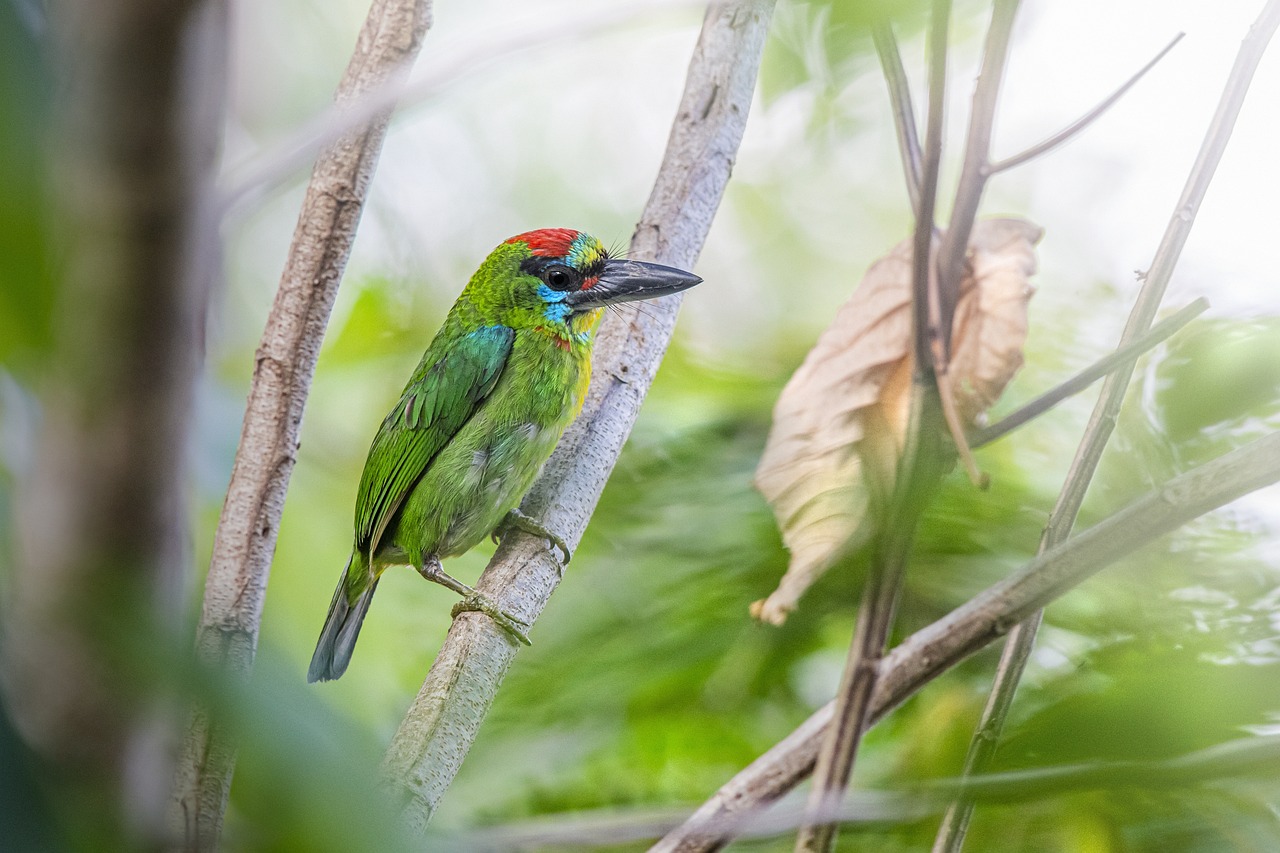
353,324 -> 514,558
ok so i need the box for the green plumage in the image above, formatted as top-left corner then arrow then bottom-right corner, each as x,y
308,230 -> 701,682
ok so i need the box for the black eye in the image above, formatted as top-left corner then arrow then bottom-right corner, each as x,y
544,265 -> 575,291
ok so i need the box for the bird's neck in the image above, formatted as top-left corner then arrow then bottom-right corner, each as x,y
530,306 -> 601,355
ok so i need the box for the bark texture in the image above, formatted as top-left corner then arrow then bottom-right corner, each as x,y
169,2 -> 433,848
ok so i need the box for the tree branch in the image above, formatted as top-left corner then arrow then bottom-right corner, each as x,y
933,0 -> 1020,361
936,5 -> 1280,848
970,297 -> 1208,448
989,33 -> 1183,174
873,22 -> 923,218
793,5 -> 950,850
380,0 -> 777,836
168,1 -> 433,848
651,428 -> 1280,852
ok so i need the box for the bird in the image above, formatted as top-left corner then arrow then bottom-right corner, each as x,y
308,228 -> 702,682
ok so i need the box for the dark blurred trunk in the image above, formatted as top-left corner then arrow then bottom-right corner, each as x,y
1,0 -> 227,845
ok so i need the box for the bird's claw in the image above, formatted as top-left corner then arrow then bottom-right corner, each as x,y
494,508 -> 572,570
451,593 -> 532,646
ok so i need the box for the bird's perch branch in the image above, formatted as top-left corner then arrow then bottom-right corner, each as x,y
169,1 -> 433,847
935,6 -> 1280,848
651,427 -> 1280,852
380,0 -> 777,836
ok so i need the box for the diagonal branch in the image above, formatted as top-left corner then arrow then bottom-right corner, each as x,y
934,4 -> 1280,848
168,1 -> 434,848
650,428 -> 1280,852
970,297 -> 1208,448
380,0 -> 777,836
989,33 -> 1183,174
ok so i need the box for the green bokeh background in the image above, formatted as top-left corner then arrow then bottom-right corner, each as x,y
4,1 -> 1280,850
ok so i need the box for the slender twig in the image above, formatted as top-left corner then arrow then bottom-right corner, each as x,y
933,0 -> 1020,359
651,429 -> 1280,852
927,0 -> 1020,487
989,33 -> 1184,174
480,735 -> 1280,848
168,2 -> 434,848
873,22 -> 923,217
381,1 -> 777,836
971,297 -> 1209,448
934,5 -> 1280,849
793,5 -> 952,850
912,0 -> 950,376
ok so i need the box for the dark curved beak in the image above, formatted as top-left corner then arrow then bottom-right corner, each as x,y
565,258 -> 702,312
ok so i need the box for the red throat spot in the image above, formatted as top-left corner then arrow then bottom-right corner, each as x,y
505,228 -> 580,258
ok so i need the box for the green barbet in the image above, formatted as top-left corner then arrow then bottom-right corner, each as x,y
308,229 -> 701,682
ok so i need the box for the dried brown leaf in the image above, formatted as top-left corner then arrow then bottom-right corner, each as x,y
751,218 -> 1041,625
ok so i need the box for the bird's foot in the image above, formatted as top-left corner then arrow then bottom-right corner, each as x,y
493,508 -> 571,570
451,594 -> 532,646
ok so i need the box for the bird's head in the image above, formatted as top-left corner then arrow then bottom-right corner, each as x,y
464,228 -> 702,339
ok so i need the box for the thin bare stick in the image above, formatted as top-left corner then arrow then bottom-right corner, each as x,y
971,296 -> 1209,448
651,428 -> 1280,852
933,0 -> 1020,358
380,1 -> 777,836
873,22 -> 923,217
935,4 -> 1280,848
793,4 -> 952,849
168,2 -> 433,848
990,33 -> 1184,174
926,0 -> 1020,489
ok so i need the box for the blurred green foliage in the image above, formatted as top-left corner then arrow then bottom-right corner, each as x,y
0,1 -> 52,374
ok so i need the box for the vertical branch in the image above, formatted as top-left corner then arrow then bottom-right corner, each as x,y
381,0 -> 777,836
793,4 -> 951,852
933,2 -> 1280,849
873,22 -> 923,218
2,0 -> 227,844
933,0 -> 1019,353
168,1 -> 433,848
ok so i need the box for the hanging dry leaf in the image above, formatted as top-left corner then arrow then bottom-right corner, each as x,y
751,218 -> 1042,625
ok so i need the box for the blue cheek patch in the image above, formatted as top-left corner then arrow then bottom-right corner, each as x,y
538,283 -> 571,323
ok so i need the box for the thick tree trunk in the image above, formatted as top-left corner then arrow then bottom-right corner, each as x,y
1,0 -> 228,843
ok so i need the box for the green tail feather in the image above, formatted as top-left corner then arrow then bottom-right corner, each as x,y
308,556 -> 379,683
